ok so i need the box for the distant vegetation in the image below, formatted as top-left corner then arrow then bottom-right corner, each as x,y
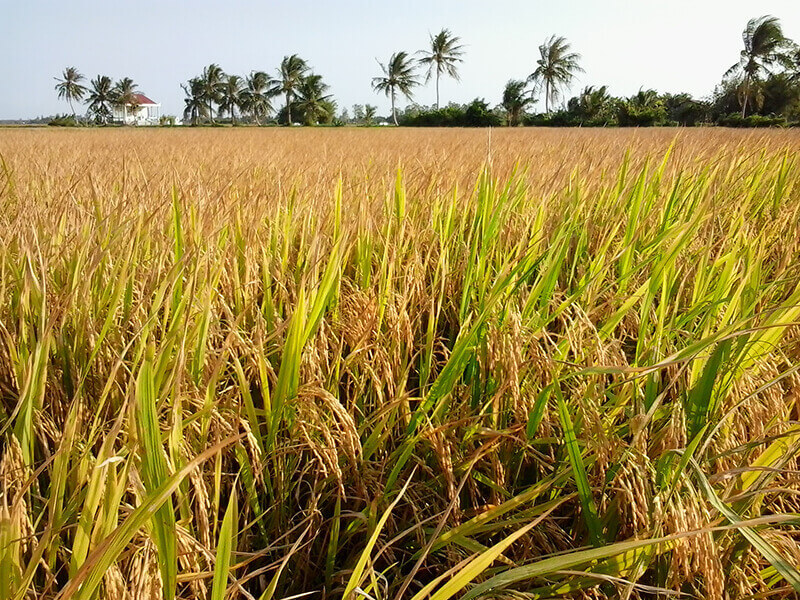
51,16 -> 800,127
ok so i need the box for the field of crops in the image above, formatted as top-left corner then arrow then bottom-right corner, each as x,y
2,127 -> 800,599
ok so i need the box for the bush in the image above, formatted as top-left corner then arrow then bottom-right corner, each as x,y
523,112 -> 613,127
462,99 -> 503,127
717,113 -> 787,128
663,94 -> 711,126
524,111 -> 580,127
47,114 -> 80,127
400,105 -> 463,127
617,104 -> 667,127
400,99 -> 502,127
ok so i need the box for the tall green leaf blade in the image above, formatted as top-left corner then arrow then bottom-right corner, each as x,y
135,352 -> 177,600
210,483 -> 238,600
556,389 -> 603,547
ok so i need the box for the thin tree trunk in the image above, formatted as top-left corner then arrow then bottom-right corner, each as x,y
436,70 -> 440,109
741,77 -> 750,118
545,81 -> 550,114
68,97 -> 75,118
286,92 -> 292,125
392,89 -> 397,126
231,105 -> 235,125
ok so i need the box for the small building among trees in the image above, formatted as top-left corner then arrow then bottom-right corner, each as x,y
112,93 -> 161,125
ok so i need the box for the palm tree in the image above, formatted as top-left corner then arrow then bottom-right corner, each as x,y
294,74 -> 334,125
54,67 -> 87,117
218,74 -> 244,124
501,79 -> 533,126
277,55 -> 309,125
200,64 -> 225,122
417,28 -> 465,109
790,46 -> 800,82
372,51 -> 419,126
86,75 -> 114,124
112,77 -> 139,124
528,35 -> 583,114
726,15 -> 793,117
617,88 -> 666,126
628,88 -> 662,109
241,71 -> 277,124
182,77 -> 208,126
567,85 -> 614,123
364,104 -> 377,126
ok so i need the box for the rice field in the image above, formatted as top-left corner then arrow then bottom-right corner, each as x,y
2,127 -> 800,599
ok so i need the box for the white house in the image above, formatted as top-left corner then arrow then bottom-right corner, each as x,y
112,93 -> 161,125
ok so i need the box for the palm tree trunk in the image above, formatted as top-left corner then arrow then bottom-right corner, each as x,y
436,70 -> 440,109
286,92 -> 292,125
231,106 -> 235,125
68,97 -> 75,118
391,88 -> 397,126
208,99 -> 214,123
545,81 -> 550,114
741,77 -> 750,118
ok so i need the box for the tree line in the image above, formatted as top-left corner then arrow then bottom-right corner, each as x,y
53,71 -> 146,124
54,16 -> 800,127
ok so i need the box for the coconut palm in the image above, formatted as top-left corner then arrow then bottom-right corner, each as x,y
294,74 -> 334,125
726,15 -> 794,117
54,67 -> 87,117
417,28 -> 465,109
241,71 -> 278,124
528,35 -> 583,114
200,63 -> 225,122
617,88 -> 667,126
86,75 -> 114,124
567,85 -> 615,123
372,51 -> 419,126
501,79 -> 533,126
112,77 -> 140,124
738,81 -> 767,117
277,55 -> 309,125
628,88 -> 661,109
790,46 -> 800,82
364,104 -> 377,126
218,74 -> 244,125
182,77 -> 208,126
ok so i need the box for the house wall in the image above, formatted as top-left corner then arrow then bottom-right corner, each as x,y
111,104 -> 161,125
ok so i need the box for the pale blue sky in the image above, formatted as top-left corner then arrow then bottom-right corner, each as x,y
2,0 -> 799,119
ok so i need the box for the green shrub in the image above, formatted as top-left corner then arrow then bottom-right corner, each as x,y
400,99 -> 502,127
47,114 -> 80,127
717,113 -> 787,127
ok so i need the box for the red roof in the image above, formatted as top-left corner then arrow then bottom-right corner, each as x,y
130,93 -> 157,105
